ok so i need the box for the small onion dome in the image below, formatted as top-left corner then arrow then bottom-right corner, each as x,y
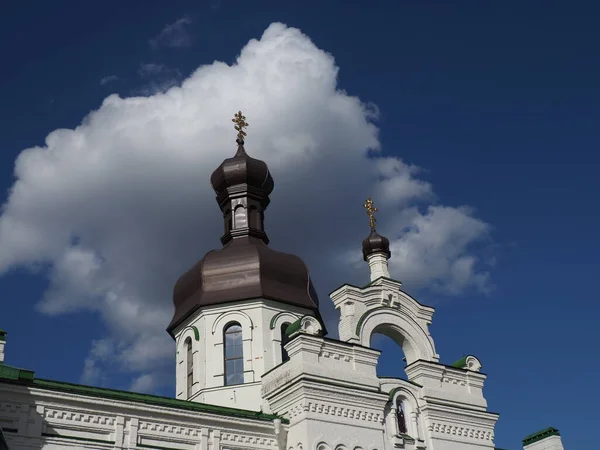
210,139 -> 274,198
362,230 -> 391,261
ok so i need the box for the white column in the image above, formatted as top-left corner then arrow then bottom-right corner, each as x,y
410,411 -> 421,440
367,252 -> 390,281
127,418 -> 139,449
388,407 -> 398,437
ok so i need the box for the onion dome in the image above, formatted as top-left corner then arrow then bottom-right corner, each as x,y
362,230 -> 391,261
210,139 -> 274,206
167,112 -> 322,336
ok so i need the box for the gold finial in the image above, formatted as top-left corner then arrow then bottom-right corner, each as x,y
232,111 -> 249,142
363,198 -> 378,231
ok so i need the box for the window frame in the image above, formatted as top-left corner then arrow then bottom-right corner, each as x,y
223,322 -> 244,386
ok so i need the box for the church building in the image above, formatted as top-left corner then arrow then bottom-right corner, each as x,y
0,113 -> 565,450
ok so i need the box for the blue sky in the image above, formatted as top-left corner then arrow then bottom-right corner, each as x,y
0,1 -> 599,448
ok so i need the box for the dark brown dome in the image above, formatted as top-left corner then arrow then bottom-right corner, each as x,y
210,140 -> 274,198
167,124 -> 323,337
362,230 -> 391,261
167,236 -> 320,334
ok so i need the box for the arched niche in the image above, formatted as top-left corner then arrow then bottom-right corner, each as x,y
388,387 -> 422,440
233,204 -> 247,229
270,312 -> 299,366
176,326 -> 200,349
175,326 -> 199,399
358,308 -> 436,365
270,311 -> 299,331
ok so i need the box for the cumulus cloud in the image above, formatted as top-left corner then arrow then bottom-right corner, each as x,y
0,23 -> 493,391
149,17 -> 192,49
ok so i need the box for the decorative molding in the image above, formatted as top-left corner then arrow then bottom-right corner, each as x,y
138,420 -> 202,437
289,402 -> 383,424
319,350 -> 352,362
45,408 -> 115,427
221,431 -> 276,446
270,312 -> 300,330
430,422 -> 494,441
441,376 -> 467,387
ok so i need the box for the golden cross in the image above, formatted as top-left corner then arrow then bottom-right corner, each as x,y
363,198 -> 378,231
232,111 -> 249,141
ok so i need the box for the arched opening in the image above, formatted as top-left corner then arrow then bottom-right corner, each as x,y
185,337 -> 193,397
233,204 -> 247,229
224,322 -> 244,386
370,332 -> 407,379
281,322 -> 291,362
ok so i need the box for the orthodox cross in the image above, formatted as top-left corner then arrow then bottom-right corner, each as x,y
232,111 -> 249,142
363,198 -> 378,231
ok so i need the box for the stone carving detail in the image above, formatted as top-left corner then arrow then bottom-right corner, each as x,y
380,291 -> 400,308
431,422 -> 493,441
0,403 -> 23,414
139,421 -> 201,437
442,376 -> 467,386
300,316 -> 322,336
465,355 -> 482,372
45,408 -> 115,426
289,402 -> 382,423
319,351 -> 352,362
220,432 -> 276,446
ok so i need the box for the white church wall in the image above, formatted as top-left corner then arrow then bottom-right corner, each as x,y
0,379 -> 280,450
172,299 -> 313,411
262,334 -> 389,450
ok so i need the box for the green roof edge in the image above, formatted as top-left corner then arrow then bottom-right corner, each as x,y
0,365 -> 286,424
0,364 -> 35,382
284,315 -> 324,338
451,355 -> 468,368
522,427 -> 560,445
284,317 -> 303,337
32,378 -> 286,423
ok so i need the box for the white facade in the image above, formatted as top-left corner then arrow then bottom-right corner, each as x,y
172,299 -> 313,411
0,229 -> 566,450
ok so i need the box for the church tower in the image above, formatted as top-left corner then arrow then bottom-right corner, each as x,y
166,112 -> 324,411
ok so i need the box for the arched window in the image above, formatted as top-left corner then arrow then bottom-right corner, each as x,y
224,323 -> 244,386
396,400 -> 408,434
281,322 -> 291,362
185,338 -> 193,397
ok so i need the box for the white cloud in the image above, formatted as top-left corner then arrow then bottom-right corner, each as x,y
149,17 -> 192,49
0,23 -> 493,391
130,373 -> 159,393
